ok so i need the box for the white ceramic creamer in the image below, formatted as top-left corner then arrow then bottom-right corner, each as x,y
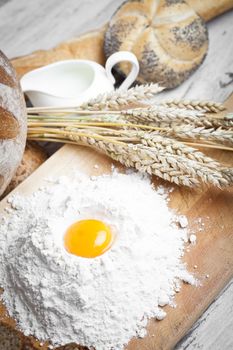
20,51 -> 139,107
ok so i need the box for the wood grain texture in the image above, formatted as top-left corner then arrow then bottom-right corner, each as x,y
1,0 -> 233,102
0,0 -> 125,58
177,280 -> 233,350
0,1 -> 233,349
11,26 -> 107,77
0,123 -> 233,350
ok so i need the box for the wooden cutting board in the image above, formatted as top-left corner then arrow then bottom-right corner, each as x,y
0,27 -> 233,350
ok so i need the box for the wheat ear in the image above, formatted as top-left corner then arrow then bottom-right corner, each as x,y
121,106 -> 204,124
195,118 -> 233,128
166,126 -> 233,146
161,99 -> 226,113
120,107 -> 233,129
79,83 -> 164,110
106,128 -> 220,167
134,132 -> 220,167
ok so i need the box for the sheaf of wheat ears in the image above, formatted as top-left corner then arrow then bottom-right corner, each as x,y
84,127 -> 221,168
26,122 -> 233,187
123,131 -> 220,168
62,127 -> 232,188
65,131 -> 199,187
27,105 -> 233,130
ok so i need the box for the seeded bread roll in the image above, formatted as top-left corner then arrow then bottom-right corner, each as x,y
0,51 -> 27,196
104,0 -> 209,88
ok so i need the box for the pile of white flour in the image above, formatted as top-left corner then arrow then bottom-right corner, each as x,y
0,169 -> 195,350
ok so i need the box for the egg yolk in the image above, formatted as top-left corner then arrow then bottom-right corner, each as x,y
64,219 -> 114,258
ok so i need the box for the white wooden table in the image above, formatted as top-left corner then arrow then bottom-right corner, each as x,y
0,0 -> 233,349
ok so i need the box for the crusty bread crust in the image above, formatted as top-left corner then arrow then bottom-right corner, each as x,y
104,0 -> 208,88
0,51 -> 27,196
186,0 -> 233,22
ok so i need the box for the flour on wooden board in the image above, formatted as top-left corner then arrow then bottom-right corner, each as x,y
0,169 -> 196,350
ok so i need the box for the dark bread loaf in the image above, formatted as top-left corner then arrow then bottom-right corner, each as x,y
104,0 -> 208,88
0,51 -> 27,196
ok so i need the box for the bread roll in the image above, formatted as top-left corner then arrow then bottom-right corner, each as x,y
104,0 -> 208,88
0,51 -> 27,196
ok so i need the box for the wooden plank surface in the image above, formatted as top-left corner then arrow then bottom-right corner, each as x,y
1,0 -> 233,102
0,119 -> 233,350
0,1 -> 233,349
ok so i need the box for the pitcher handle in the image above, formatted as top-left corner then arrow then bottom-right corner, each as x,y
105,51 -> 139,90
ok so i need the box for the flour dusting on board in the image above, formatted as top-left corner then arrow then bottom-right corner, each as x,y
0,170 -> 196,350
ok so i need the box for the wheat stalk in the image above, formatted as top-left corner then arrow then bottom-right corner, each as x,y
195,118 -> 233,128
121,106 -> 204,124
27,111 -> 233,131
160,116 -> 233,129
27,114 -> 233,149
167,126 -> 233,146
133,132 -> 220,167
79,83 -> 164,110
26,123 -> 233,187
96,128 -> 220,166
65,131 -> 200,187
122,111 -> 233,129
25,81 -> 233,189
161,99 -> 226,113
120,108 -> 233,130
37,126 -> 230,188
224,113 -> 233,120
67,132 -> 232,187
